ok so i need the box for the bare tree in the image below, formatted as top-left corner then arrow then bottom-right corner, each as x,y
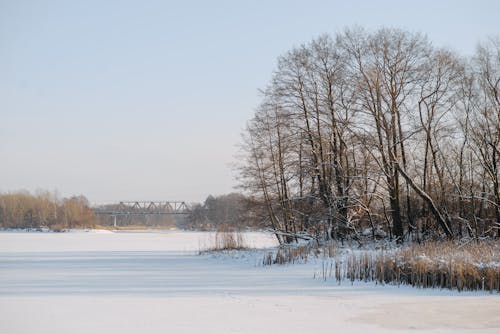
238,28 -> 500,243
470,38 -> 500,237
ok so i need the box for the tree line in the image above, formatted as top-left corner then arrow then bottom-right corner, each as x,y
238,27 -> 499,244
185,193 -> 266,230
0,190 -> 263,231
0,191 -> 94,230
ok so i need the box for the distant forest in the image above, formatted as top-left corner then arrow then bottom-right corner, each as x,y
0,191 -> 94,231
237,28 -> 499,243
0,191 -> 263,231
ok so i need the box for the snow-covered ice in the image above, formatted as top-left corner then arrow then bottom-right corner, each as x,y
0,230 -> 498,334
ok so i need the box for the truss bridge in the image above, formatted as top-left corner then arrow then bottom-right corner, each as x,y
93,201 -> 192,227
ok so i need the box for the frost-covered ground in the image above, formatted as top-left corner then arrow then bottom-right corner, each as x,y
0,230 -> 499,334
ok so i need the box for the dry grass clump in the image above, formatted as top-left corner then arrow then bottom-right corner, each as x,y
263,243 -> 314,265
338,241 -> 500,292
201,230 -> 247,252
262,241 -> 335,265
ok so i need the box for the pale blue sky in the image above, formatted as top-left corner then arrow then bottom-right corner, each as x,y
1,0 -> 499,204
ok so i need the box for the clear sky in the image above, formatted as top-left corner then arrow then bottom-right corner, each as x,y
1,0 -> 499,204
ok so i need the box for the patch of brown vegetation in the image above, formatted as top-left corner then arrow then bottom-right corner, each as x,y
340,242 -> 500,292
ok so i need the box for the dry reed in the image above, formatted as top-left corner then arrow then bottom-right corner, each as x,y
262,241 -> 334,265
264,240 -> 500,292
335,242 -> 500,292
200,230 -> 247,252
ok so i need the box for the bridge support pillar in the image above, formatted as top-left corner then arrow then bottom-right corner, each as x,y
113,215 -> 117,227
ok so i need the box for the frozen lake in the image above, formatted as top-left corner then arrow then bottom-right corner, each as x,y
1,230 -> 499,334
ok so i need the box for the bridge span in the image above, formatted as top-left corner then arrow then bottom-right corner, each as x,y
93,201 -> 192,227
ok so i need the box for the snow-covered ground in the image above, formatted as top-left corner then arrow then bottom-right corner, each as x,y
1,230 -> 499,334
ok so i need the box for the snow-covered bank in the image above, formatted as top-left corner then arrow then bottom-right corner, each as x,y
0,231 -> 499,334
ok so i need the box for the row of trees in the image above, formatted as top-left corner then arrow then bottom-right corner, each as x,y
0,191 -> 95,230
185,193 -> 266,230
0,191 -> 260,231
239,27 -> 499,243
